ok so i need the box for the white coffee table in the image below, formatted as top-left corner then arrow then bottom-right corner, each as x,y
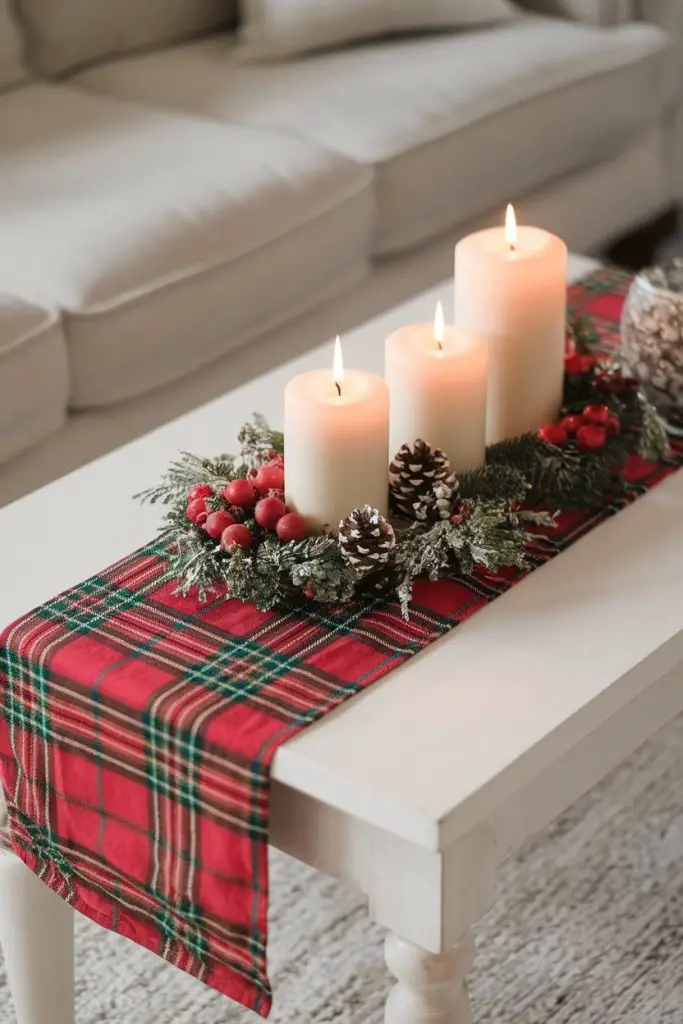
1,255 -> 682,1024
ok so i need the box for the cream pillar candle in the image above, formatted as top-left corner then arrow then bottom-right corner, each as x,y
385,302 -> 488,471
285,338 -> 389,533
455,205 -> 567,444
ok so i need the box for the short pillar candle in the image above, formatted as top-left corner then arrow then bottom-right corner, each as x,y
455,205 -> 567,444
285,338 -> 390,533
385,303 -> 488,471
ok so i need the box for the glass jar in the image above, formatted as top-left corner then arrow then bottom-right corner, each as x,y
621,265 -> 683,435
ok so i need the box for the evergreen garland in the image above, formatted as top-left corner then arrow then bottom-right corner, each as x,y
137,347 -> 670,618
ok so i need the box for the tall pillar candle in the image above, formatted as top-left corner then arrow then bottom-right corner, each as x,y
285,338 -> 389,533
455,206 -> 567,443
385,302 -> 488,471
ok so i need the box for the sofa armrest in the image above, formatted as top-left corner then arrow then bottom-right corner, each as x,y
515,1 -> 635,24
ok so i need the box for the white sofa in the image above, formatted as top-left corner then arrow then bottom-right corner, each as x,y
0,0 -> 681,506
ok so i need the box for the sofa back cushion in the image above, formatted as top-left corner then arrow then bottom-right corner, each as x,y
515,0 -> 634,24
0,2 -> 26,89
16,0 -> 238,76
238,0 -> 518,60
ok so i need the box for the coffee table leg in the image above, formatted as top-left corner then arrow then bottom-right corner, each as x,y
384,931 -> 474,1024
0,849 -> 75,1024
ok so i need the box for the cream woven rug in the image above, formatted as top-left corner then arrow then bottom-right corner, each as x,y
1,716 -> 682,1023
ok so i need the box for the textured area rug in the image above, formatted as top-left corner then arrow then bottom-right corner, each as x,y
1,715 -> 682,1023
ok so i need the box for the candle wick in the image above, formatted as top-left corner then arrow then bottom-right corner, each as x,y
335,381 -> 342,397
436,340 -> 443,352
509,243 -> 516,254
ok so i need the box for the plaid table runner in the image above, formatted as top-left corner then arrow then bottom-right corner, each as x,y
1,268 -> 682,1017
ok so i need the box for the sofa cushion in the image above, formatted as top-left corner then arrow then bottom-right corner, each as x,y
0,1 -> 26,89
0,293 -> 68,462
516,0 -> 635,24
76,17 -> 679,256
15,0 -> 238,76
0,85 -> 372,408
237,0 -> 517,61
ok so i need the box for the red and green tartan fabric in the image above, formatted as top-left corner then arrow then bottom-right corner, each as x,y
0,268 -> 682,1017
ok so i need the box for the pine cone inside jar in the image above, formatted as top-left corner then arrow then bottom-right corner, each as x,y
338,506 -> 396,578
389,440 -> 451,520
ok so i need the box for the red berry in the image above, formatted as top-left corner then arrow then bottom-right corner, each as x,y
187,498 -> 208,523
576,425 -> 607,452
600,375 -> 639,393
267,488 -> 285,503
220,524 -> 253,552
538,423 -> 568,447
276,512 -> 308,543
560,414 -> 584,437
606,416 -> 621,437
188,484 -> 212,503
565,353 -> 596,375
196,510 -> 208,526
205,509 -> 235,539
223,478 -> 258,509
254,464 -> 285,494
254,496 -> 287,531
265,450 -> 284,468
582,404 -> 610,426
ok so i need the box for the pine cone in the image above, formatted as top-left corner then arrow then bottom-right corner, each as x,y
390,440 -> 452,520
338,506 -> 396,577
414,477 -> 461,524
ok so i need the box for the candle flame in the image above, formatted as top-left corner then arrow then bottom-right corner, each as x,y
434,300 -> 445,352
332,335 -> 344,396
505,203 -> 518,252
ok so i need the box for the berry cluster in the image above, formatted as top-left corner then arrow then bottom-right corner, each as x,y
538,404 -> 620,453
185,456 -> 308,553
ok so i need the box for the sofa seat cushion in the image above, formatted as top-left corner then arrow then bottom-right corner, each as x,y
0,86 -> 373,408
0,293 -> 68,462
76,17 -> 678,256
